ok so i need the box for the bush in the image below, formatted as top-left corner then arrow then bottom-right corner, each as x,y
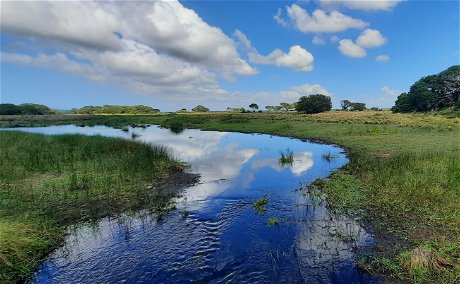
0,103 -> 56,115
0,104 -> 21,115
191,105 -> 209,112
296,94 -> 332,114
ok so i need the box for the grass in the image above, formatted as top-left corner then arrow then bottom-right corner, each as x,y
0,131 -> 186,283
267,217 -> 280,226
321,151 -> 338,161
253,198 -> 269,213
1,110 -> 459,282
279,148 -> 294,165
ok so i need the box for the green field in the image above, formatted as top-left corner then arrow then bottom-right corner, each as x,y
1,110 -> 459,283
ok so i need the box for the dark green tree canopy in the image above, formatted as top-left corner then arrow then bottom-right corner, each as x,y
192,105 -> 209,112
249,103 -> 259,111
295,94 -> 332,114
0,103 -> 57,115
72,105 -> 159,114
340,100 -> 366,111
392,65 -> 460,112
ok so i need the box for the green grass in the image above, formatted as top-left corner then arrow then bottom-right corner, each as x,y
253,198 -> 269,213
0,131 -> 185,283
267,217 -> 280,226
1,111 -> 459,283
279,148 -> 294,165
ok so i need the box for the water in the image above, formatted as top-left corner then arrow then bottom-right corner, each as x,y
6,125 -> 377,283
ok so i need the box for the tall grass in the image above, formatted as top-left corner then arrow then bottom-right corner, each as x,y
0,131 -> 185,282
279,148 -> 294,165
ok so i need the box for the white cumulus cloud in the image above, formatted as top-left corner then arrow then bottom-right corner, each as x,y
277,4 -> 368,33
356,28 -> 387,48
0,0 -> 256,98
235,30 -> 314,72
338,39 -> 367,58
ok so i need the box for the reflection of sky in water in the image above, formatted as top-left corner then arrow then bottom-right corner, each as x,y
3,125 -> 377,283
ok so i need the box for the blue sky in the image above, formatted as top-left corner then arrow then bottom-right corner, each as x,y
1,0 -> 459,111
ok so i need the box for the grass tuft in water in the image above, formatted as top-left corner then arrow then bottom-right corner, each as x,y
253,198 -> 269,213
267,217 -> 280,226
321,151 -> 338,162
279,148 -> 294,165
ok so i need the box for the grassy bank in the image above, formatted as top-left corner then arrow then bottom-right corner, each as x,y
0,132 -> 187,283
1,111 -> 459,283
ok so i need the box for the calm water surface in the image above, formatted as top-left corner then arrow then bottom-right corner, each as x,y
8,125 -> 377,283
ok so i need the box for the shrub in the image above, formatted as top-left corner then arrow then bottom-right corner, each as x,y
296,94 -> 332,114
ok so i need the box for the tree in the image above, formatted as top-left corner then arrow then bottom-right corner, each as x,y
0,104 -> 21,115
350,102 -> 366,111
72,105 -> 158,114
280,102 -> 290,111
295,94 -> 332,114
192,105 -> 209,112
341,100 -> 352,110
249,103 -> 259,111
392,65 -> 460,112
19,103 -> 56,115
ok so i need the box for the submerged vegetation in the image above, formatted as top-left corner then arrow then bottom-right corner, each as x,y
253,198 -> 269,213
0,131 -> 186,282
267,217 -> 280,226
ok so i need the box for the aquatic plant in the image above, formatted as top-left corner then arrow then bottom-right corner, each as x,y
321,151 -> 338,162
267,217 -> 280,226
253,197 -> 269,213
279,148 -> 294,165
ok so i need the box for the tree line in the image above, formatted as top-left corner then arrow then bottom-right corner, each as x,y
71,105 -> 160,114
0,103 -> 57,115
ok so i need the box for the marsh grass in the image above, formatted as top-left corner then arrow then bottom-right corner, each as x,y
279,149 -> 294,165
253,198 -> 269,213
321,151 -> 339,162
0,131 -> 184,282
267,217 -> 280,226
131,132 -> 140,139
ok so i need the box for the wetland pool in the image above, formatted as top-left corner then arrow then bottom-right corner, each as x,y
6,125 -> 377,283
